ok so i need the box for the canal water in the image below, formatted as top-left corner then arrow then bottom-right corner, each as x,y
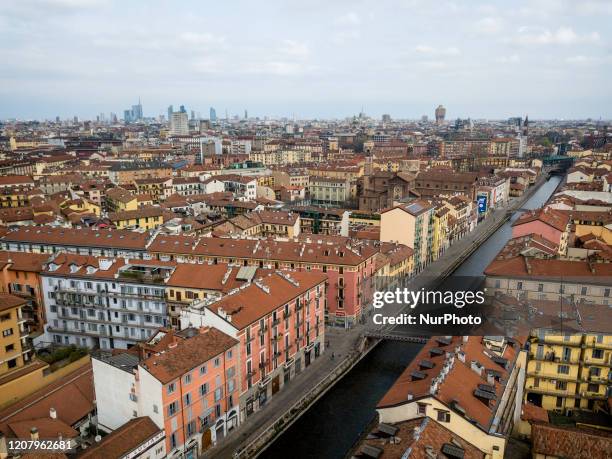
261,175 -> 562,459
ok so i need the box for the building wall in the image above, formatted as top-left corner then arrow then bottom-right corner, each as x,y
93,357 -> 138,431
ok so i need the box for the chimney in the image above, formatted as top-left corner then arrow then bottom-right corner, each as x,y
30,427 -> 39,441
487,373 -> 495,385
49,407 -> 57,419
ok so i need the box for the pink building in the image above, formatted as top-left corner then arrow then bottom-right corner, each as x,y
181,271 -> 327,421
93,326 -> 241,457
148,234 -> 379,327
511,207 -> 570,254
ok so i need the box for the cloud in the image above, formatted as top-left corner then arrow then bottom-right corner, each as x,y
414,45 -> 460,56
335,12 -> 361,26
495,54 -> 520,64
513,26 -> 600,45
564,55 -> 609,65
279,40 -> 309,58
332,30 -> 360,45
179,32 -> 225,46
475,17 -> 503,34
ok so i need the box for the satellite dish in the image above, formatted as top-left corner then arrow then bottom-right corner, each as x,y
94,435 -> 102,442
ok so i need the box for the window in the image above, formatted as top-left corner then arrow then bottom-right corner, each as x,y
170,433 -> 177,449
184,392 -> 191,405
0,313 -> 10,322
581,286 -> 587,295
167,383 -> 175,394
153,404 -> 158,414
417,403 -> 427,415
555,381 -> 567,390
5,344 -> 15,352
214,387 -> 222,402
167,401 -> 178,416
184,373 -> 191,384
227,350 -> 233,359
214,357 -> 220,367
436,410 -> 450,422
2,328 -> 14,338
557,364 -> 570,375
587,383 -> 599,393
200,364 -> 207,375
200,383 -> 209,396
592,349 -> 603,359
517,282 -> 523,290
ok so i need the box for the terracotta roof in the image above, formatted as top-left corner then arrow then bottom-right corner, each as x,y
167,264 -> 269,292
512,208 -> 569,232
140,327 -> 238,384
0,364 -> 94,438
205,271 -> 327,329
521,402 -> 549,423
378,336 -> 523,430
0,293 -> 27,312
108,207 -> 164,222
150,234 -> 379,266
0,251 -> 50,272
2,227 -> 150,251
532,423 -> 612,459
484,254 -> 612,282
357,417 -> 485,459
78,417 -> 162,459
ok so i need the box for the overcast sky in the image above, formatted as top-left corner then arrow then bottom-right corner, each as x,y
1,0 -> 611,120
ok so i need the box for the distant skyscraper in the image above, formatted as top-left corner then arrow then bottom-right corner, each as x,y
244,109 -> 248,120
382,114 -> 391,123
421,115 -> 428,122
179,105 -> 186,113
209,107 -> 217,122
435,105 -> 446,125
170,111 -> 189,135
191,110 -> 195,120
123,109 -> 132,123
167,105 -> 173,122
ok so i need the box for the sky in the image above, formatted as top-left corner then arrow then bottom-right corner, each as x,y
1,0 -> 611,120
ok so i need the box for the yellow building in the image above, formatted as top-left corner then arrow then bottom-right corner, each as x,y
431,205 -> 450,261
525,331 -> 611,412
0,187 -> 30,208
105,187 -> 138,212
0,294 -> 31,377
108,207 -> 165,230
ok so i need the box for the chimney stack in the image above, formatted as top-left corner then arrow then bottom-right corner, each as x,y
30,427 -> 39,441
50,407 -> 57,419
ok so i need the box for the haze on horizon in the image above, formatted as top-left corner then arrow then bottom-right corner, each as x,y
1,0 -> 611,121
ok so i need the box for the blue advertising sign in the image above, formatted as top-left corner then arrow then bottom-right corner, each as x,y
477,195 -> 487,213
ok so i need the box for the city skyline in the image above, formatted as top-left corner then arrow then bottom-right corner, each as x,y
1,0 -> 612,120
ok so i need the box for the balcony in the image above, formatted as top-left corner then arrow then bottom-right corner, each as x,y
258,325 -> 268,336
258,359 -> 268,369
272,318 -> 281,327
295,319 -> 304,328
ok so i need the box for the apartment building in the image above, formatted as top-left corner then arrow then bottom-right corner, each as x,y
291,206 -> 350,237
108,207 -> 165,230
0,251 -> 50,333
0,294 -> 32,377
148,234 -> 379,327
1,227 -> 149,259
511,208 -> 570,255
41,254 -> 171,349
181,271 -> 326,421
134,177 -> 173,202
212,210 -> 300,238
414,170 -> 480,201
165,264 -> 268,328
524,331 -> 611,413
380,200 -> 435,272
308,176 -> 352,206
374,336 -> 527,459
484,255 -> 612,306
108,162 -> 173,186
93,326 -> 240,456
105,187 -> 138,212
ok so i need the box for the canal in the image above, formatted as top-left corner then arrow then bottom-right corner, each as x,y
261,175 -> 562,459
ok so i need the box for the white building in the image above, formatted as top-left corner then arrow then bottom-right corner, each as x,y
41,254 -> 172,349
170,112 -> 189,136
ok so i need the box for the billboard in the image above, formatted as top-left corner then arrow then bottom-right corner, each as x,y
477,195 -> 487,214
